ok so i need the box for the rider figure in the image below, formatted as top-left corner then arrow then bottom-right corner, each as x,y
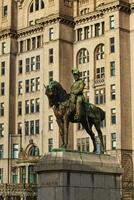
70,69 -> 85,121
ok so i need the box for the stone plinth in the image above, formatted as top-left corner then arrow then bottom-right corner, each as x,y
35,150 -> 122,200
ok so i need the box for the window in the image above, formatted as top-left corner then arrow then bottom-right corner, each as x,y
37,36 -> 41,48
110,61 -> 115,76
78,49 -> 89,64
0,168 -> 3,183
111,108 -> 116,124
29,146 -> 39,156
95,88 -> 105,104
18,123 -> 22,135
36,55 -> 40,70
0,103 -> 4,117
0,124 -> 4,137
2,42 -> 6,54
1,62 -> 5,76
12,173 -> 18,184
111,133 -> 116,150
35,120 -> 40,134
41,0 -> 45,9
20,41 -> 24,53
111,84 -> 116,100
110,37 -> 115,53
48,115 -> 53,131
49,71 -> 53,82
77,138 -> 89,152
77,28 -> 83,41
25,121 -> 29,135
35,98 -> 40,112
18,60 -> 23,74
28,165 -> 37,184
13,144 -> 19,159
95,23 -> 101,36
36,77 -> 40,91
96,67 -> 105,79
18,101 -> 22,115
25,80 -> 30,93
48,138 -> 53,152
30,120 -> 34,135
31,57 -> 36,71
1,82 -> 5,96
27,39 -> 31,51
49,28 -> 54,41
0,145 -> 4,159
79,70 -> 89,89
31,79 -> 35,92
32,37 -> 36,49
30,99 -> 35,113
35,0 -> 39,11
20,166 -> 26,184
25,100 -> 30,114
29,0 -> 44,12
18,81 -> 23,95
30,2 -> 34,12
3,5 -> 8,17
26,58 -> 30,72
49,48 -> 54,64
110,15 -> 115,29
84,26 -> 90,39
96,44 -> 104,60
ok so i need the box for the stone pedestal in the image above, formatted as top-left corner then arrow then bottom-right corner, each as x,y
35,150 -> 122,200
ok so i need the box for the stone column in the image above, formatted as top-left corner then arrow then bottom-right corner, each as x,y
35,150 -> 122,200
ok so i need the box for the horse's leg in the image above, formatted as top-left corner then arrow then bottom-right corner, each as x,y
94,122 -> 105,153
56,118 -> 65,147
64,114 -> 69,148
81,121 -> 97,153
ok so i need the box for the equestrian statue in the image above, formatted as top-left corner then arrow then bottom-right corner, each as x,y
45,69 -> 105,153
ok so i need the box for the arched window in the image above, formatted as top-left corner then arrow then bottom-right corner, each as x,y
95,44 -> 104,60
29,0 -> 44,13
77,48 -> 89,65
28,146 -> 39,156
41,0 -> 44,9
30,2 -> 34,13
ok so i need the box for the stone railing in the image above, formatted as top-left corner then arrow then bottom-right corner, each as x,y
94,78 -> 105,86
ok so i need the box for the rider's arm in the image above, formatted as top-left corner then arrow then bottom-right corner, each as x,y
72,80 -> 85,95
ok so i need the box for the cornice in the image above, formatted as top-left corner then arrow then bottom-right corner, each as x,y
0,28 -> 17,40
17,24 -> 43,38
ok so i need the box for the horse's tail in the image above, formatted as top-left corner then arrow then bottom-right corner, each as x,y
97,107 -> 105,121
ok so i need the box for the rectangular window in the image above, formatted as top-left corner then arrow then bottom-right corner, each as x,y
96,67 -> 105,79
0,145 -> 4,159
32,37 -> 36,49
80,70 -> 89,89
49,48 -> 54,64
1,62 -> 5,76
95,23 -> 101,36
110,15 -> 115,29
95,88 -> 105,104
36,77 -> 40,91
27,39 -> 31,51
18,101 -> 22,115
111,108 -> 116,124
48,115 -> 53,131
35,98 -> 40,112
28,165 -> 37,184
111,84 -> 116,100
0,168 -> 3,183
1,82 -> 5,96
25,121 -> 29,135
31,78 -> 35,92
25,80 -> 30,93
18,60 -> 23,74
30,99 -> 35,113
12,174 -> 18,184
13,144 -> 19,159
31,57 -> 36,71
35,0 -> 39,10
49,28 -> 54,41
77,28 -> 83,41
18,123 -> 22,135
26,58 -> 30,72
2,42 -> 6,54
49,71 -> 53,83
0,124 -> 4,137
18,81 -> 23,95
3,5 -> 8,17
30,120 -> 34,135
111,133 -> 116,150
0,103 -> 4,117
35,120 -> 40,134
48,138 -> 53,152
84,26 -> 90,39
110,61 -> 115,76
36,55 -> 40,70
37,36 -> 41,48
25,100 -> 30,114
77,138 -> 89,152
110,37 -> 115,53
20,41 -> 24,53
20,166 -> 26,184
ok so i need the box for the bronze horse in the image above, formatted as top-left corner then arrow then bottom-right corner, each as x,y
45,81 -> 105,153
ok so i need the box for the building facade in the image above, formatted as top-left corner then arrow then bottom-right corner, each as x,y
0,0 -> 134,199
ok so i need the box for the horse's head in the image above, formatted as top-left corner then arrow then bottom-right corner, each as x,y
45,81 -> 60,107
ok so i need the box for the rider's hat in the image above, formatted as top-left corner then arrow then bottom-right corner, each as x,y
72,68 -> 80,75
